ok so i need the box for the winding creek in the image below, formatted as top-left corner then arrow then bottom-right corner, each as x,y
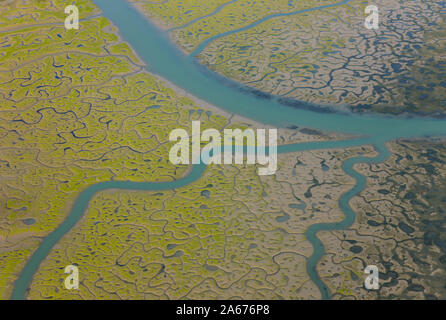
10,0 -> 446,299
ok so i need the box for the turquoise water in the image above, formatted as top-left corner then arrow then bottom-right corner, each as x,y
89,0 -> 446,140
306,140 -> 391,299
10,0 -> 446,300
168,0 -> 240,32
189,0 -> 355,57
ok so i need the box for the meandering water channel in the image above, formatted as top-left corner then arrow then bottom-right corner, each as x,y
10,0 -> 446,300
